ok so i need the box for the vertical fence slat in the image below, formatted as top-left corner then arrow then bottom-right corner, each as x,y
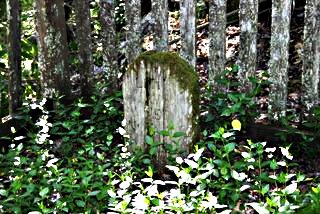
208,0 -> 226,88
125,0 -> 141,64
100,0 -> 118,83
268,0 -> 292,118
302,0 -> 320,111
7,0 -> 22,114
238,0 -> 258,89
152,1 -> 168,51
180,0 -> 196,67
35,0 -> 71,99
74,0 -> 94,97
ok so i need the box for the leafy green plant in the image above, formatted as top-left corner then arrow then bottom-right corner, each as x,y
203,65 -> 269,130
49,90 -> 122,157
0,97 -> 319,214
144,122 -> 186,164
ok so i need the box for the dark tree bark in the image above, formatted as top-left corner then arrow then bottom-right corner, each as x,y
208,0 -> 226,88
7,0 -> 22,114
125,0 -> 141,64
100,0 -> 118,90
74,0 -> 94,97
152,0 -> 168,51
35,0 -> 72,100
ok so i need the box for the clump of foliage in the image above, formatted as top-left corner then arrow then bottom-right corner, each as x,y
203,65 -> 269,131
1,95 -> 319,213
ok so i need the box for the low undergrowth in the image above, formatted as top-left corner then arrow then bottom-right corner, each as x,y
0,94 -> 320,213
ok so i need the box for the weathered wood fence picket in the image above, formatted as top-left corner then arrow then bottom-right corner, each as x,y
2,0 -> 320,166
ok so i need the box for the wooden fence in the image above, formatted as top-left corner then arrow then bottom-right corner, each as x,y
2,0 -> 320,119
116,0 -> 319,119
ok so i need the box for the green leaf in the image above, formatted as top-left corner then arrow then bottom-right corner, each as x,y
77,103 -> 88,108
266,197 -> 277,207
88,190 -> 100,196
168,121 -> 174,130
261,184 -> 269,195
107,135 -> 113,141
173,131 -> 185,138
296,173 -> 305,182
71,110 -> 80,117
312,187 -> 319,194
151,198 -> 160,206
227,93 -> 238,102
221,109 -> 232,117
142,158 -> 152,165
224,143 -> 236,153
145,136 -> 154,145
159,130 -> 170,136
270,159 -> 278,170
145,166 -> 153,177
85,126 -> 95,136
207,142 -> 216,151
76,200 -> 86,207
39,187 -> 49,198
0,189 -> 7,196
149,147 -> 157,156
220,167 -> 228,175
149,127 -> 155,136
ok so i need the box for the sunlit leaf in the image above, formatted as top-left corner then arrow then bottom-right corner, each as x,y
222,132 -> 234,139
231,119 -> 241,131
283,183 -> 297,194
39,187 -> 49,198
88,190 -> 100,196
247,202 -> 270,214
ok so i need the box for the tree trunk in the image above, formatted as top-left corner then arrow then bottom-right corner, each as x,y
302,0 -> 320,111
208,0 -> 226,88
238,0 -> 258,90
74,0 -> 94,97
35,0 -> 72,100
123,51 -> 199,176
268,0 -> 292,119
152,0 -> 168,51
180,0 -> 196,67
125,0 -> 141,64
100,0 -> 118,89
7,0 -> 22,114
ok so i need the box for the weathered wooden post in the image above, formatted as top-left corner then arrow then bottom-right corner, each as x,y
268,0 -> 292,119
74,0 -> 94,97
35,0 -> 72,100
302,0 -> 320,111
238,0 -> 258,90
7,0 -> 22,114
208,0 -> 226,89
123,51 -> 199,175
